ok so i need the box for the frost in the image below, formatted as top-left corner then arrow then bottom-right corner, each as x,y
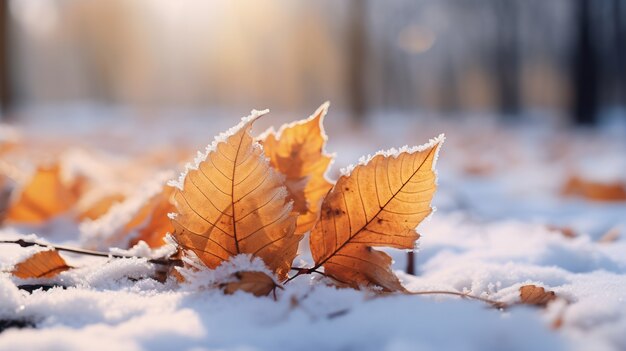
168,109 -> 269,191
340,133 -> 445,176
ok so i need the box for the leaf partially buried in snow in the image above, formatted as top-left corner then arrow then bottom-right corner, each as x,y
260,102 -> 333,234
7,164 -> 83,224
170,111 -> 300,280
126,186 -> 175,248
519,285 -> 557,307
221,271 -> 278,297
309,135 -> 444,291
11,250 -> 71,279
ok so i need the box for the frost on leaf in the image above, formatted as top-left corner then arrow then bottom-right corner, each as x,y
259,102 -> 334,234
11,250 -> 71,279
171,111 -> 300,281
81,177 -> 175,250
7,164 -> 83,224
221,271 -> 278,297
309,135 -> 443,292
519,285 -> 557,307
125,186 -> 175,248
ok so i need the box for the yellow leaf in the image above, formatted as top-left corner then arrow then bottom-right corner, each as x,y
11,249 -> 71,279
221,271 -> 278,297
260,102 -> 333,234
309,136 -> 443,291
171,111 -> 300,280
7,164 -> 82,224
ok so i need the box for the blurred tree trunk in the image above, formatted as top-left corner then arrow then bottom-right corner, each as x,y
347,0 -> 367,121
572,0 -> 598,125
0,0 -> 13,119
614,0 -> 626,111
493,0 -> 521,119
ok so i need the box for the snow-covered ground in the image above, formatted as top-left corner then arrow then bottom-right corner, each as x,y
1,106 -> 626,351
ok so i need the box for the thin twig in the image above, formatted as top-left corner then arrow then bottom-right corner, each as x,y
406,290 -> 507,309
0,239 -> 179,266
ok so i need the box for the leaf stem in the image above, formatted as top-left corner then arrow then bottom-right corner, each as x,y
0,239 -> 179,266
406,290 -> 507,309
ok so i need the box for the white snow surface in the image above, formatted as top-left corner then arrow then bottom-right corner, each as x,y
1,107 -> 626,351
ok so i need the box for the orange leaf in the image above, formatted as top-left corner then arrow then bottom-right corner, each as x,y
77,193 -> 126,221
7,164 -> 82,224
221,271 -> 278,297
561,175 -> 626,202
171,111 -> 300,280
260,102 -> 333,234
519,285 -> 557,307
309,136 -> 443,291
127,186 -> 175,248
11,250 -> 71,279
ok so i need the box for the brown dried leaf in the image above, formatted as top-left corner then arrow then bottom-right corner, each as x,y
126,186 -> 175,248
222,271 -> 278,297
11,250 -> 71,279
171,111 -> 300,280
519,285 -> 557,307
310,136 -> 443,291
546,225 -> 577,239
7,164 -> 82,224
562,175 -> 626,202
77,193 -> 126,221
260,102 -> 333,234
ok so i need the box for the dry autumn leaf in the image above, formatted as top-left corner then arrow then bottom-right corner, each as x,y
77,193 -> 126,221
221,271 -> 278,297
260,102 -> 333,234
7,164 -> 83,224
171,110 -> 300,280
519,284 -> 557,307
309,135 -> 444,291
562,175 -> 626,202
126,186 -> 175,248
11,249 -> 71,279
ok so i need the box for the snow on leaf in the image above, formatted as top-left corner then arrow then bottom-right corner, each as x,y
171,111 -> 300,280
11,249 -> 71,279
309,135 -> 443,292
80,174 -> 174,250
519,285 -> 557,307
259,102 -> 334,235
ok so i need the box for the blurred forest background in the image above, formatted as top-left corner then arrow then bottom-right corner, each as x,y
0,0 -> 625,126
